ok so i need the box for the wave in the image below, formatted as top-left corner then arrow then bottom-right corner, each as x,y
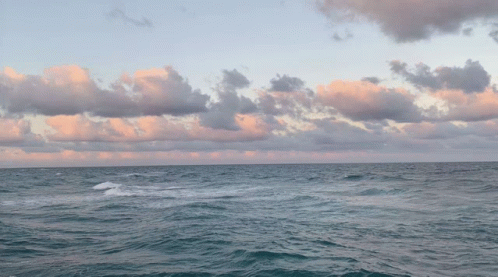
93,181 -> 122,190
245,269 -> 407,277
38,269 -> 407,277
357,188 -> 404,196
103,187 -> 134,197
93,181 -> 189,198
343,174 -> 365,181
93,182 -> 135,197
247,250 -> 309,260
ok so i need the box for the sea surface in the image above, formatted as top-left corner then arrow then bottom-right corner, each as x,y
1,163 -> 497,277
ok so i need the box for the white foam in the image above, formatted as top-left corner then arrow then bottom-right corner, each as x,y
93,181 -> 122,190
104,188 -> 134,196
91,181 -> 253,199
164,186 -> 183,190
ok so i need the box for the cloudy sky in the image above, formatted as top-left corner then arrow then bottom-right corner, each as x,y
2,0 -> 498,167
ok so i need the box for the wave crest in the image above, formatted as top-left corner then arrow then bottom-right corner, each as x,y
93,181 -> 122,190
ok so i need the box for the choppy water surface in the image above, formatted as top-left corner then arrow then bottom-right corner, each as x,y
1,163 -> 497,277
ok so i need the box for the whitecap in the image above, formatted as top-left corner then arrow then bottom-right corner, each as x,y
104,187 -> 134,196
93,181 -> 122,190
164,186 -> 183,190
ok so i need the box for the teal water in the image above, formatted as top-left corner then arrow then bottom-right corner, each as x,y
1,163 -> 497,276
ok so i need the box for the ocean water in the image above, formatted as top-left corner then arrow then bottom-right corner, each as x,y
1,163 -> 497,277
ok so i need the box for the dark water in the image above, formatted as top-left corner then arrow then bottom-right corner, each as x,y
1,163 -> 497,277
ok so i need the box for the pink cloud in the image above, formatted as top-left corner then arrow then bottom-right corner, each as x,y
434,88 -> 498,121
2,67 -> 25,82
135,116 -> 191,141
46,115 -> 128,142
43,65 -> 92,87
0,118 -> 31,143
317,80 -> 422,122
45,113 -> 271,143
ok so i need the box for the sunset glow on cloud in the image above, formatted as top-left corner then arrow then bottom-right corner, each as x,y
2,0 -> 498,167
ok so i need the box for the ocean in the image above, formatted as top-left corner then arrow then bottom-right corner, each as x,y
1,162 -> 497,277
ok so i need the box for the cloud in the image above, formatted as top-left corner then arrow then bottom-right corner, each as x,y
200,92 -> 248,130
462,27 -> 474,36
107,8 -> 153,28
490,30 -> 498,43
361,76 -> 380,84
220,69 -> 250,90
259,74 -> 315,119
46,114 -> 270,144
317,80 -> 423,122
0,66 -> 96,115
390,60 -> 490,93
432,88 -> 498,121
132,67 -> 210,116
332,30 -> 353,42
193,114 -> 271,142
317,0 -> 498,42
0,117 -> 45,151
200,69 -> 257,130
258,90 -> 314,118
403,122 -> 467,140
0,66 -> 210,117
308,118 -> 387,149
402,120 -> 498,142
0,117 -> 31,143
6,62 -> 498,166
46,115 -> 141,142
269,74 -> 305,92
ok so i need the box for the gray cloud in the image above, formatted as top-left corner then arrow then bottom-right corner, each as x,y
311,119 -> 387,147
390,61 -> 442,90
0,74 -> 96,116
490,30 -> 498,43
200,70 -> 257,131
258,94 -> 280,116
107,8 -> 153,28
269,74 -> 305,92
317,0 -> 498,42
258,74 -> 315,119
403,121 -> 498,141
390,59 -> 490,93
258,91 -> 314,119
239,96 -> 258,114
403,122 -> 467,140
462,27 -> 474,36
133,67 -> 210,116
361,76 -> 380,84
332,30 -> 353,42
221,69 -> 250,90
200,92 -> 244,131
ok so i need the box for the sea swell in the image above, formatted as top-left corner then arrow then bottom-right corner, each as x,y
1,163 -> 497,276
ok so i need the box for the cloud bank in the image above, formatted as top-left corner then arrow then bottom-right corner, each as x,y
2,59 -> 498,166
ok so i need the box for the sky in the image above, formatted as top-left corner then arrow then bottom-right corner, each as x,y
2,0 -> 498,167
